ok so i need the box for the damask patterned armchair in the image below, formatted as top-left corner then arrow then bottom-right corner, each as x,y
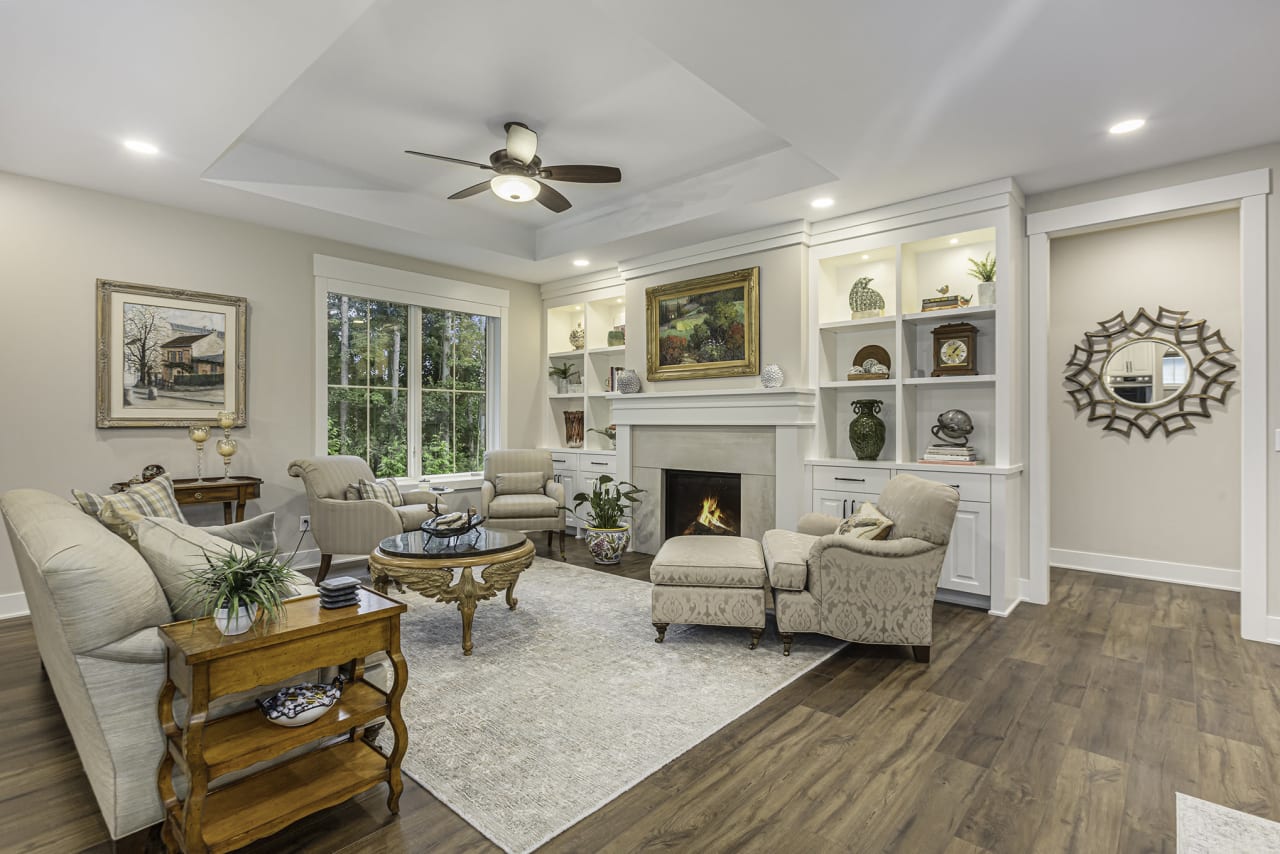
762,474 -> 959,661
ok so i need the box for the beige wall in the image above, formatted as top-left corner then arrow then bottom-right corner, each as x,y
0,170 -> 542,600
1028,142 -> 1278,609
622,244 -> 807,391
1048,211 -> 1240,569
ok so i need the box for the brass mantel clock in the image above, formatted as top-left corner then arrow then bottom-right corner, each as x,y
931,322 -> 979,377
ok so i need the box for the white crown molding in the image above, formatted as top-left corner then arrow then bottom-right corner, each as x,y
539,269 -> 626,301
808,178 -> 1023,245
314,254 -> 510,308
618,220 -> 810,280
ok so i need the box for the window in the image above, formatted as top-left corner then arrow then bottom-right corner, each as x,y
325,292 -> 495,477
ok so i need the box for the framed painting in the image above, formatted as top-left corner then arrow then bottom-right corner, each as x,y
645,267 -> 760,381
95,279 -> 248,427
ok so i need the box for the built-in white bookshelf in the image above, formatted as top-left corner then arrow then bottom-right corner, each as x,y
543,287 -> 627,452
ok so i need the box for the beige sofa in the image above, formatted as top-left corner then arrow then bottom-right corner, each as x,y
0,489 -> 382,842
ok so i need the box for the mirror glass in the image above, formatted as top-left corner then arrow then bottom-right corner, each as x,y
1101,338 -> 1191,409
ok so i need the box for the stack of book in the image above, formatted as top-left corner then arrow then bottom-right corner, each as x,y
318,576 -> 361,609
920,444 -> 981,465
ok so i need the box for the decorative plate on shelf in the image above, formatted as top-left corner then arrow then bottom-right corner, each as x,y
848,344 -> 892,381
257,676 -> 345,727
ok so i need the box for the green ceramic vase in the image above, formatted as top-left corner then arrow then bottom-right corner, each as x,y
849,399 -> 886,460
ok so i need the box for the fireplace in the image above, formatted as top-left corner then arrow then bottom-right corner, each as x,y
664,469 -> 742,538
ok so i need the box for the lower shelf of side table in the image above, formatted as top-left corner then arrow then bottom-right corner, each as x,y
179,740 -> 389,854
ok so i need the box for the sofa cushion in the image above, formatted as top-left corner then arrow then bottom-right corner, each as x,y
72,475 -> 186,539
762,529 -> 816,591
650,536 -> 766,588
395,503 -> 438,531
835,502 -> 894,540
495,471 -> 546,496
875,474 -> 961,546
204,512 -> 277,552
357,477 -> 404,507
489,493 -> 559,519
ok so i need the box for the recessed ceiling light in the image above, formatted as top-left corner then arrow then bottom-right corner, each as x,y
861,254 -> 870,260
123,139 -> 159,155
949,238 -> 959,245
810,197 -> 834,209
1109,118 -> 1146,135
616,298 -> 624,303
572,258 -> 589,267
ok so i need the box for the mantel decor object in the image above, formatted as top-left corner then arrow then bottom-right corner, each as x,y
646,267 -> 760,381
847,345 -> 891,381
848,399 -> 887,461
848,276 -> 885,319
564,410 -> 585,448
187,425 -> 210,482
931,322 -> 979,377
95,279 -> 247,428
1064,306 -> 1236,438
760,363 -> 784,388
569,323 -> 585,351
616,368 -> 642,394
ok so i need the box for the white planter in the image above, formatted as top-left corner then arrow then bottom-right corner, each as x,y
214,603 -> 259,636
584,527 -> 630,565
978,280 -> 996,306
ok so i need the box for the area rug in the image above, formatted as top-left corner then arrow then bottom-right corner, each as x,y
1176,793 -> 1280,853
376,556 -> 843,853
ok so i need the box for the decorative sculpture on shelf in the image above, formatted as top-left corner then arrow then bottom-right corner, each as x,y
848,399 -> 886,461
847,277 -> 884,319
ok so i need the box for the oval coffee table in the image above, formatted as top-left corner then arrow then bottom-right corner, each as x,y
369,528 -> 535,656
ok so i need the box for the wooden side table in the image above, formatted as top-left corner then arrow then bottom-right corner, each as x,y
112,476 -> 262,524
156,589 -> 408,854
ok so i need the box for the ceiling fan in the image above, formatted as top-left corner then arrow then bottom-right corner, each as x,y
405,121 -> 621,213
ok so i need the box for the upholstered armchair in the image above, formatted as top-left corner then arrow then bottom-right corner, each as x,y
287,455 -> 445,581
762,474 -> 960,661
479,450 -> 566,559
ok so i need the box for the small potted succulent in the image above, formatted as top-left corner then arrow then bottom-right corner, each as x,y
181,548 -> 301,635
561,475 -> 644,565
967,253 -> 997,306
548,362 -> 580,394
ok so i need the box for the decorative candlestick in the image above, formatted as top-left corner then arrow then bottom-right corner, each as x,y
215,411 -> 237,479
187,425 -> 210,482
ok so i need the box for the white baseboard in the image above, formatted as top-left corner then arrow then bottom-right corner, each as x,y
288,548 -> 367,574
1264,616 -> 1280,645
0,591 -> 30,620
1050,548 -> 1239,591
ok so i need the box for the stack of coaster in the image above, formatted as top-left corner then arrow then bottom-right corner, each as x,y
319,576 -> 361,609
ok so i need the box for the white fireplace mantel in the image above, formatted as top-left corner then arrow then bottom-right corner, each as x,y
609,387 -> 817,427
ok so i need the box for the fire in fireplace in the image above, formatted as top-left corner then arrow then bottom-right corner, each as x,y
664,469 -> 742,538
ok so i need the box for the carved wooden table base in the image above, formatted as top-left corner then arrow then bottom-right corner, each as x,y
368,538 -> 536,656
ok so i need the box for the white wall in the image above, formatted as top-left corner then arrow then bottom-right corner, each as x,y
622,244 -> 807,390
0,170 -> 542,607
1048,211 -> 1241,573
1027,142 -> 1278,610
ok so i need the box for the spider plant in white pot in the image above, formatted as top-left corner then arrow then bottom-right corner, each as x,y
561,475 -> 645,565
181,548 -> 299,635
967,252 -> 997,306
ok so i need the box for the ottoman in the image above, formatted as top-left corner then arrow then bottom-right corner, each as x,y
650,535 -> 768,649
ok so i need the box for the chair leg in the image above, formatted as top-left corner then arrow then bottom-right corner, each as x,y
653,623 -> 669,643
779,632 -> 794,656
911,645 -> 931,664
546,531 -> 553,551
559,529 -> 566,561
316,553 -> 333,584
748,627 -> 763,650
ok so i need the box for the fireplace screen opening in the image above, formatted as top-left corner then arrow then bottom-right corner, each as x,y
664,469 -> 742,538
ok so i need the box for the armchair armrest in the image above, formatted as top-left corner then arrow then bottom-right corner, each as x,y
82,627 -> 165,665
309,496 -> 401,555
797,513 -> 842,537
810,534 -> 940,561
480,480 -> 495,516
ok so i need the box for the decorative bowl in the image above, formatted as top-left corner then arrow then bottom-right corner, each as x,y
421,513 -> 486,539
257,676 -> 345,727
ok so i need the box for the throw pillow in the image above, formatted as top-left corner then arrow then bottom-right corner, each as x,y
132,516 -> 310,620
495,471 -> 546,495
357,477 -> 404,507
836,502 -> 894,540
72,475 -> 186,540
204,512 -> 278,553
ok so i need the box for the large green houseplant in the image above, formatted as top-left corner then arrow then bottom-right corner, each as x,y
562,475 -> 645,565
181,548 -> 300,636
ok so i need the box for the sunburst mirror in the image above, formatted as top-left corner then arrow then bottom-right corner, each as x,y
1064,307 -> 1236,438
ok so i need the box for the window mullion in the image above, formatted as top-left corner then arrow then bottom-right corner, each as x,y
408,305 -> 423,478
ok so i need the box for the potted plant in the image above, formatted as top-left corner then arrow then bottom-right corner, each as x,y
967,252 -> 997,306
548,362 -> 580,394
561,475 -> 644,565
181,548 -> 300,635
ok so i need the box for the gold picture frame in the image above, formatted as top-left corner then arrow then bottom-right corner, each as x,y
645,267 -> 760,381
95,279 -> 248,428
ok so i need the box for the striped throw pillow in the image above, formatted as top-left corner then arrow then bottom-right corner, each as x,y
357,478 -> 404,507
72,474 -> 186,539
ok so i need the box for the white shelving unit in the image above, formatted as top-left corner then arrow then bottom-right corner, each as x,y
806,187 -> 1027,613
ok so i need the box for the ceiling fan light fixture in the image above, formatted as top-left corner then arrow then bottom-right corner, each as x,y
490,174 -> 540,203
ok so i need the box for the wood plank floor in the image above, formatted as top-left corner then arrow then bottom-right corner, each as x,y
5,549 -> 1280,853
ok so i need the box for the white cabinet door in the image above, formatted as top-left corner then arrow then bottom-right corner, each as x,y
937,500 -> 991,596
554,471 -> 578,531
812,489 -> 879,519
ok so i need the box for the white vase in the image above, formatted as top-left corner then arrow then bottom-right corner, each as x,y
978,280 -> 996,306
760,363 -> 784,388
214,603 -> 259,636
616,369 -> 641,394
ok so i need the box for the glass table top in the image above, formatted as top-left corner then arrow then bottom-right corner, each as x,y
377,527 -> 528,560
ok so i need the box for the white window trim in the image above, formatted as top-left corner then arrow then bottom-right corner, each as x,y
313,255 -> 509,476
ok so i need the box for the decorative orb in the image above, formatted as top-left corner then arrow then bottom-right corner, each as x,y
935,409 -> 974,441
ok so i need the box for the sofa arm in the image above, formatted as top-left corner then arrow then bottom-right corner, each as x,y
480,480 -> 495,516
797,513 -> 843,537
82,626 -> 166,665
810,534 -> 939,561
807,540 -> 947,645
545,479 -> 566,523
308,496 -> 400,555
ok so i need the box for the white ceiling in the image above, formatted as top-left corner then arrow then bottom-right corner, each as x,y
2,0 -> 1278,284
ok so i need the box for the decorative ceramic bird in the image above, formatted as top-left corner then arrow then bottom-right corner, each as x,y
937,285 -> 950,296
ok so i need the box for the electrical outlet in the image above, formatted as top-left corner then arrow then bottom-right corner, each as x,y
299,515 -> 311,533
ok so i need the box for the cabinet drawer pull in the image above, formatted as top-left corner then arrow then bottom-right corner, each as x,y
949,484 -> 961,490
551,458 -> 567,464
193,492 -> 203,500
842,498 -> 848,517
589,461 -> 608,466
833,477 -> 866,483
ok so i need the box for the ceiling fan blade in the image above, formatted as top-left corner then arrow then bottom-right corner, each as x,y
535,180 -> 572,213
404,150 -> 493,170
505,122 -> 538,164
538,164 -> 622,183
448,180 -> 492,200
